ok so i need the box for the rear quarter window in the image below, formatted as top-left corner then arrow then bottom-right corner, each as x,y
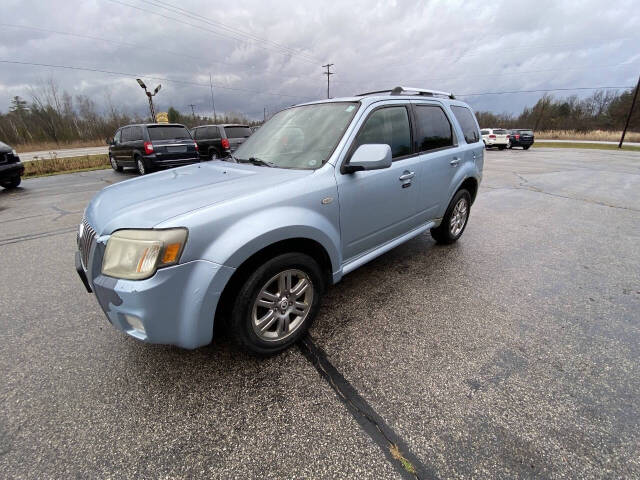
451,106 -> 480,143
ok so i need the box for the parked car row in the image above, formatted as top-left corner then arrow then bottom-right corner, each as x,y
0,141 -> 24,190
481,128 -> 535,150
107,123 -> 254,175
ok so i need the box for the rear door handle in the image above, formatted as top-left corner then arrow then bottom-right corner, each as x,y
450,157 -> 460,166
399,171 -> 415,181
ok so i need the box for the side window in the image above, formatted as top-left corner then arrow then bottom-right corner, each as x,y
206,126 -> 220,139
414,105 -> 454,152
132,126 -> 143,141
114,130 -> 122,143
192,128 -> 200,140
121,127 -> 132,142
480,130 -> 489,135
451,106 -> 481,144
354,106 -> 411,159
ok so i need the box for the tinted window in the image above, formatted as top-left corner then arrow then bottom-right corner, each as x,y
493,129 -> 507,135
354,106 -> 411,158
451,106 -> 480,144
131,126 -> 143,141
415,105 -> 454,152
519,130 -> 534,135
480,130 -> 489,135
147,126 -> 191,141
206,126 -> 220,139
192,128 -> 201,140
224,126 -> 251,138
121,127 -> 133,142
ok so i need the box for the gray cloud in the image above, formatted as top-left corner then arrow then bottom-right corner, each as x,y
1,0 -> 638,119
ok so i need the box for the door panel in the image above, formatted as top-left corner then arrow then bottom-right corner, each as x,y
336,104 -> 423,262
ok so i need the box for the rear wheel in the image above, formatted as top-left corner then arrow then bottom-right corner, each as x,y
229,252 -> 324,355
209,150 -> 219,161
498,145 -> 506,150
430,189 -> 471,245
523,145 -> 531,150
1,175 -> 21,189
136,157 -> 147,175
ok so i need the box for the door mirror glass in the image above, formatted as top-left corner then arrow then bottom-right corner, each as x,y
344,144 -> 392,173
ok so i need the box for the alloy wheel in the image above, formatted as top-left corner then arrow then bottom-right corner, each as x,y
251,269 -> 313,341
449,197 -> 468,237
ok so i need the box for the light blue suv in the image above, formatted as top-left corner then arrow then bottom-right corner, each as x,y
75,86 -> 484,354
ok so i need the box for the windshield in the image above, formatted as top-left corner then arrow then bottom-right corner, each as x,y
233,102 -> 360,169
148,126 -> 192,141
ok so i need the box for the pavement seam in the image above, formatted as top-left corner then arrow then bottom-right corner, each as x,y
0,226 -> 77,246
298,335 -> 439,480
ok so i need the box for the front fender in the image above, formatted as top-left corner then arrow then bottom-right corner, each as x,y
199,206 -> 342,274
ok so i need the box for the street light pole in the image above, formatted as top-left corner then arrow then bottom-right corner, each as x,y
136,79 -> 161,122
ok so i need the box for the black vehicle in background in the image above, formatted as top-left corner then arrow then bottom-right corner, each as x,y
192,124 -> 252,161
107,123 -> 200,175
0,141 -> 24,189
508,129 -> 535,149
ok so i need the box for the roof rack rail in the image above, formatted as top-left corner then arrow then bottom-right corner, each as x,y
356,86 -> 455,99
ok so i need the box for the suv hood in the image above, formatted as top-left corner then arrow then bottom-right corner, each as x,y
85,162 -> 312,235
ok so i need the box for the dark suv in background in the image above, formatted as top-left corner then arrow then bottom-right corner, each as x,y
508,129 -> 535,149
192,124 -> 252,160
0,141 -> 24,189
108,123 -> 199,175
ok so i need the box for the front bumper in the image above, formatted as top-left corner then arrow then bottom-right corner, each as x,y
0,161 -> 24,180
77,250 -> 234,349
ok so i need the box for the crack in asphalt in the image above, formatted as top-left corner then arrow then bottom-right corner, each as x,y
298,335 -> 438,480
0,226 -> 77,246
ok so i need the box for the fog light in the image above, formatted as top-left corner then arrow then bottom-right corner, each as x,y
124,314 -> 145,334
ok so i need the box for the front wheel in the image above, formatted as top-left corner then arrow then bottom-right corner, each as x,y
110,155 -> 123,172
523,145 -> 531,150
230,253 -> 324,355
1,175 -> 21,189
431,189 -> 471,244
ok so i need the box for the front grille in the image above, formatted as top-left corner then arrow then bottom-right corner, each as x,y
77,217 -> 97,270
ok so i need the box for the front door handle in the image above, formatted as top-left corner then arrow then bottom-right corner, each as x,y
450,157 -> 460,166
399,171 -> 415,181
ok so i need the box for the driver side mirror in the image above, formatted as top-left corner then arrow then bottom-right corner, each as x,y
105,137 -> 113,145
343,144 -> 392,174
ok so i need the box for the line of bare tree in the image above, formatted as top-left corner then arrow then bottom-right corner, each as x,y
1,79 -> 638,147
0,79 -> 258,147
475,89 -> 639,131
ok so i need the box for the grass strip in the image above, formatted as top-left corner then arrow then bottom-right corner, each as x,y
23,154 -> 110,178
532,142 -> 640,152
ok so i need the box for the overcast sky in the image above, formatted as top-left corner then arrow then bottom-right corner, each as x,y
1,0 -> 639,120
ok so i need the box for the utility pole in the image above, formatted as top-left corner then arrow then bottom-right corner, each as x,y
136,79 -> 161,122
209,74 -> 217,124
619,74 -> 640,148
322,63 -> 334,99
188,104 -> 196,118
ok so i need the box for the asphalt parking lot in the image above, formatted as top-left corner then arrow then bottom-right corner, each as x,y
1,147 -> 639,479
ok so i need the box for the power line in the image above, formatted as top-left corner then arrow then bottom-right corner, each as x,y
104,0 -> 320,66
0,59 -> 315,100
140,0 -> 321,64
0,23 -> 238,69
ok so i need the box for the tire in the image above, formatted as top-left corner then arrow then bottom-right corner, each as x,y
136,157 -> 147,175
209,150 -> 219,161
508,141 -> 513,149
523,145 -> 530,150
229,252 -> 324,355
109,155 -> 123,172
498,145 -> 506,150
484,142 -> 490,149
1,175 -> 21,189
430,189 -> 471,245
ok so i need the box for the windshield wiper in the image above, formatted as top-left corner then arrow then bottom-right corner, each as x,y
236,156 -> 276,167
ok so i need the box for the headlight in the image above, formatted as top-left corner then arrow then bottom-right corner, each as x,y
102,228 -> 188,280
11,149 -> 17,156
